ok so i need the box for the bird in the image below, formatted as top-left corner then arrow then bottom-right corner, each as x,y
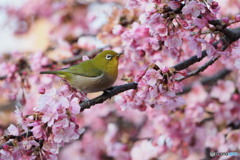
40,50 -> 123,93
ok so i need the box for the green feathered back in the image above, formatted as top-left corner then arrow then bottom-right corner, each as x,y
63,60 -> 102,77
40,59 -> 102,80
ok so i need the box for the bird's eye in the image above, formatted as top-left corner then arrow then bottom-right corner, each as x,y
105,54 -> 112,60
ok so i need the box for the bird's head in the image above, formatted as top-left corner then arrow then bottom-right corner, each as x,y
92,50 -> 123,71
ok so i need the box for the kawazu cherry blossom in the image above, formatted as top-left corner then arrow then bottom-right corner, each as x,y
0,0 -> 239,159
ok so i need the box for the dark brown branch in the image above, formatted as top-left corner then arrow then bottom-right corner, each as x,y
61,48 -> 105,64
197,117 -> 214,126
61,54 -> 83,65
130,116 -> 149,142
200,69 -> 231,86
171,19 -> 227,71
0,76 -> 6,80
80,82 -> 138,111
173,49 -> 208,71
227,121 -> 240,130
222,27 -> 240,44
173,27 -> 240,71
0,131 -> 32,149
175,26 -> 239,92
176,56 -> 220,82
178,68 -> 231,95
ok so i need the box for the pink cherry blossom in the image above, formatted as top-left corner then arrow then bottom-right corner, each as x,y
117,66 -> 185,111
112,24 -> 124,35
38,87 -> 46,94
182,1 -> 206,17
165,35 -> 182,49
31,124 -> 45,139
131,140 -> 158,160
52,118 -> 79,143
127,0 -> 141,8
7,124 -> 19,136
235,14 -> 240,22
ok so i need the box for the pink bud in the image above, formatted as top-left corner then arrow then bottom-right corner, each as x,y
22,71 -> 28,76
232,94 -> 240,101
122,145 -> 128,151
211,1 -> 218,9
139,105 -> 147,111
3,144 -> 10,150
20,95 -> 26,105
70,117 -> 76,122
222,17 -> 229,24
162,67 -> 169,73
38,87 -> 46,94
139,50 -> 145,57
235,14 -> 240,22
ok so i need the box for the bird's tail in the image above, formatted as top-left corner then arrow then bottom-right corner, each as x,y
40,70 -> 71,79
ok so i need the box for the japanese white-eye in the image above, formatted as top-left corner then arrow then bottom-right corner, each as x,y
40,50 -> 123,93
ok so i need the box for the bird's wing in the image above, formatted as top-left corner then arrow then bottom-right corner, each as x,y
63,60 -> 103,77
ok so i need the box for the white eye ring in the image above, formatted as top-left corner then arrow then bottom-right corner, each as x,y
106,54 -> 112,60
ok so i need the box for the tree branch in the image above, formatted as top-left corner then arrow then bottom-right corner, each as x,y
173,26 -> 240,71
80,82 -> 138,111
172,49 -> 208,71
0,76 -> 6,80
178,68 -> 231,95
0,131 -> 33,149
176,56 -> 220,82
61,48 -> 105,64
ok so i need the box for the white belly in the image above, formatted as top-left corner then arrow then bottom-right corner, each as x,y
68,73 -> 117,93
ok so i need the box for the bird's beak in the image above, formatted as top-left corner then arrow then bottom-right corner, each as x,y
117,52 -> 124,57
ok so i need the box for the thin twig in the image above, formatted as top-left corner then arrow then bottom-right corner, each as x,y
178,68 -> 231,95
0,131 -> 33,149
130,116 -> 148,142
172,49 -> 208,71
176,56 -> 220,82
0,76 -> 7,80
173,27 -> 240,71
61,48 -> 105,64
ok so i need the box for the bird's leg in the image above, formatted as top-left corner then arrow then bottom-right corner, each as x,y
70,86 -> 89,101
79,90 -> 89,101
